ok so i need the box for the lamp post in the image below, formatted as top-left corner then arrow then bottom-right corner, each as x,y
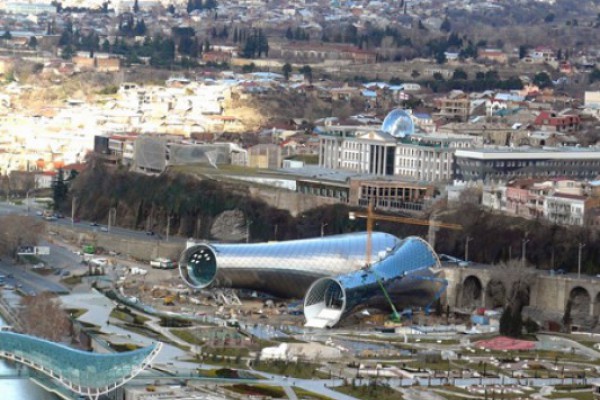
521,237 -> 530,267
71,196 -> 77,227
166,215 -> 173,242
246,220 -> 253,243
26,189 -> 34,216
321,222 -> 328,238
465,236 -> 473,263
578,243 -> 586,279
108,207 -> 116,233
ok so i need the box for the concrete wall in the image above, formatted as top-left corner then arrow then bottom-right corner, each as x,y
51,225 -> 185,262
248,186 -> 340,217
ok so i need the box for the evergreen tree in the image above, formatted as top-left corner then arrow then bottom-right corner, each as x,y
133,0 -> 140,13
590,68 -> 600,84
518,45 -> 528,59
61,45 -> 74,59
299,65 -> 312,83
233,27 -> 238,43
28,36 -> 38,49
101,39 -> 110,53
167,4 -> 175,14
285,27 -> 293,40
440,17 -> 451,33
134,19 -> 147,35
52,169 -> 68,210
2,30 -> 12,40
562,299 -> 572,332
499,305 -> 512,336
533,72 -> 552,88
282,62 -> 292,81
452,68 -> 468,80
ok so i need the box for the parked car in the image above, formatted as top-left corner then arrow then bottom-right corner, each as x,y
145,231 -> 155,236
90,222 -> 99,227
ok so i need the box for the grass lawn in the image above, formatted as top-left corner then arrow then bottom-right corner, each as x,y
546,391 -> 593,400
171,328 -> 205,346
110,309 -> 149,325
226,384 -> 287,398
253,360 -> 327,380
293,387 -> 334,400
61,275 -> 83,286
109,342 -> 141,352
65,308 -> 87,318
335,384 -> 401,400
187,355 -> 247,369
204,346 -> 249,357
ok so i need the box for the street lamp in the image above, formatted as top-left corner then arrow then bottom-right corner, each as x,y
246,220 -> 253,243
26,188 -> 34,216
71,196 -> 77,227
166,215 -> 173,242
578,243 -> 586,279
108,207 -> 117,233
321,222 -> 328,238
465,236 -> 473,263
521,237 -> 530,267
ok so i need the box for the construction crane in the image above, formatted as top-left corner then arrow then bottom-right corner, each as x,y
349,202 -> 463,266
349,202 -> 462,321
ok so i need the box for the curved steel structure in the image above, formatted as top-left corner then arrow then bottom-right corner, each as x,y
304,236 -> 441,328
0,331 -> 161,399
179,232 -> 400,298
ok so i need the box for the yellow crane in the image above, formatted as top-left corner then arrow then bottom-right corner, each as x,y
349,202 -> 463,266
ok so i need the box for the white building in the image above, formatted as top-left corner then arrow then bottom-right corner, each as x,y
318,109 -> 476,182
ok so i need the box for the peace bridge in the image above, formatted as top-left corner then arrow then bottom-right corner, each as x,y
0,330 -> 161,400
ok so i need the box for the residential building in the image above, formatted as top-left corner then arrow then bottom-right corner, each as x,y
477,48 -> 508,64
248,144 -> 282,169
435,92 -> 471,122
544,193 -> 587,226
534,111 -> 580,133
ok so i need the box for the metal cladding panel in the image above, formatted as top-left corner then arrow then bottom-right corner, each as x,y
180,232 -> 400,298
341,236 -> 439,314
303,236 -> 441,327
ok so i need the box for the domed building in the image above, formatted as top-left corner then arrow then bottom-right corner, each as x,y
316,108 -> 476,184
381,108 -> 415,138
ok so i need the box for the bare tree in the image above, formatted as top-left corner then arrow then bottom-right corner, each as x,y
19,292 -> 71,342
490,259 -> 536,311
0,215 -> 45,258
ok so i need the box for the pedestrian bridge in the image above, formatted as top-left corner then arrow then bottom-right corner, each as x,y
0,331 -> 161,399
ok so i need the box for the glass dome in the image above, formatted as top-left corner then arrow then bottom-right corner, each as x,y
381,109 -> 415,138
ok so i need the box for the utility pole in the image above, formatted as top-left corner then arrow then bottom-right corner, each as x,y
465,236 -> 473,263
578,243 -> 585,279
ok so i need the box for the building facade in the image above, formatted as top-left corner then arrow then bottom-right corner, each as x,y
318,109 -> 476,182
454,147 -> 600,181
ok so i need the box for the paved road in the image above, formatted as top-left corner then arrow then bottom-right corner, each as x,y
0,262 -> 69,295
